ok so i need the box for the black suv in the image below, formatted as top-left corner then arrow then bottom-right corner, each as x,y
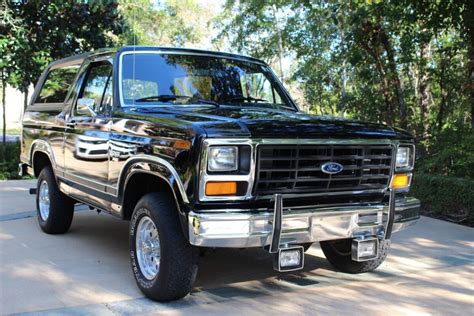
19,47 -> 420,301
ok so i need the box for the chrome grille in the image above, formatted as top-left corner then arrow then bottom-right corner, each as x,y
254,144 -> 393,195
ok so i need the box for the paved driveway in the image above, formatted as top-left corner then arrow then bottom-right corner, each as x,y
0,180 -> 473,315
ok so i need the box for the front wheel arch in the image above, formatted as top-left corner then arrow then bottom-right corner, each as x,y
32,151 -> 53,178
121,171 -> 189,238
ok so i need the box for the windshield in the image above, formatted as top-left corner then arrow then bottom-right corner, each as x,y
119,52 -> 295,111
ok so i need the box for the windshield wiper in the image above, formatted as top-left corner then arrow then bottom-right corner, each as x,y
135,95 -> 188,102
221,96 -> 269,103
134,94 -> 219,107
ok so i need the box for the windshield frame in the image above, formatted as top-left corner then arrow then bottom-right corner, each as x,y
117,50 -> 299,112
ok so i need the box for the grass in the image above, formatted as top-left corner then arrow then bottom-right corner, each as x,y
0,127 -> 21,135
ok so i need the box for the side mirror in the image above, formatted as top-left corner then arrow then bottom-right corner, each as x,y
76,98 -> 96,116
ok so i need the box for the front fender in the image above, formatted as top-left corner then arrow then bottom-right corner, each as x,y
29,139 -> 57,170
117,155 -> 190,212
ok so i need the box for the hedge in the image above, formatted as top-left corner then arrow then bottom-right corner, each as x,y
0,142 -> 22,180
410,173 -> 474,226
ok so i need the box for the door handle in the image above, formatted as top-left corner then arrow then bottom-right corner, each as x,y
66,121 -> 77,128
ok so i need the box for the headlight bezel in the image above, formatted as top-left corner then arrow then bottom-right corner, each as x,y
199,139 -> 254,201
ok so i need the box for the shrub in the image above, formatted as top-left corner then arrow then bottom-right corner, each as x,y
410,173 -> 474,226
416,127 -> 474,179
0,142 -> 22,180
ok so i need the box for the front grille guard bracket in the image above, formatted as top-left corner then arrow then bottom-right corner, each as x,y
269,189 -> 395,253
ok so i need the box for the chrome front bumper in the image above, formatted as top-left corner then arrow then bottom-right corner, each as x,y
188,197 -> 420,248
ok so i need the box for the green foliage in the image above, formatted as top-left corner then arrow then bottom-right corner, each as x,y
0,142 -> 22,180
411,174 -> 474,226
118,0 -> 213,47
416,128 -> 474,178
2,0 -> 125,93
217,0 -> 472,135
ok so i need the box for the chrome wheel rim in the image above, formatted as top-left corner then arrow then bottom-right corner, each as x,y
39,180 -> 50,221
136,215 -> 160,280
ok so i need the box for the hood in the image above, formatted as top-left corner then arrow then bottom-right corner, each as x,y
124,106 -> 413,141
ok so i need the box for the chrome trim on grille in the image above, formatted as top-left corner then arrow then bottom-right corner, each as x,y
199,138 -> 414,202
254,143 -> 394,195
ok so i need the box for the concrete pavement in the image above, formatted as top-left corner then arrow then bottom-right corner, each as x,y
0,180 -> 473,315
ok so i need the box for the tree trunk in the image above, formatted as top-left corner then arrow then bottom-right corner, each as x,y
466,0 -> 474,129
374,57 -> 393,126
337,11 -> 347,117
380,30 -> 407,129
2,70 -> 6,146
437,60 -> 446,131
358,22 -> 394,125
272,4 -> 285,81
469,44 -> 474,129
23,89 -> 28,110
360,40 -> 393,125
418,41 -> 431,138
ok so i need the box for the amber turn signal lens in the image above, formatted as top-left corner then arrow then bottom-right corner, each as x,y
205,181 -> 237,196
391,174 -> 410,189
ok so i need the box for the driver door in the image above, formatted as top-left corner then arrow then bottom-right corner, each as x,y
64,59 -> 113,202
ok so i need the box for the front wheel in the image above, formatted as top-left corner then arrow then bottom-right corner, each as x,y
320,238 -> 390,274
129,192 -> 198,302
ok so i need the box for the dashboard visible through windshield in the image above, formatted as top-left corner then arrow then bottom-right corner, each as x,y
119,52 -> 296,111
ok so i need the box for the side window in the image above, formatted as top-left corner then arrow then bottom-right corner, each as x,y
77,61 -> 112,115
35,66 -> 79,104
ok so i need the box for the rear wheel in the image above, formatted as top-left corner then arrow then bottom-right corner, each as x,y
129,192 -> 198,301
320,238 -> 390,273
36,166 -> 75,234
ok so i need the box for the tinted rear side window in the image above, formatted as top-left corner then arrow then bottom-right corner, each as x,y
35,66 -> 79,104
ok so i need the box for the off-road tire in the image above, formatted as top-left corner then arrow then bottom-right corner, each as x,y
129,192 -> 198,302
36,166 -> 75,234
320,238 -> 390,273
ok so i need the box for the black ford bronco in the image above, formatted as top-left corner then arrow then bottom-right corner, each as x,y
19,47 -> 420,301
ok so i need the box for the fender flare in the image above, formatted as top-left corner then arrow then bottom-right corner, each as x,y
29,139 -> 57,172
117,155 -> 190,208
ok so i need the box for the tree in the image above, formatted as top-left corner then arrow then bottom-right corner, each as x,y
214,0 -> 291,79
4,0 -> 125,108
214,0 -> 471,148
118,0 -> 215,47
0,0 -> 24,145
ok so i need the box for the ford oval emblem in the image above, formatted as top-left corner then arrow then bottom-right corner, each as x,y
321,162 -> 344,174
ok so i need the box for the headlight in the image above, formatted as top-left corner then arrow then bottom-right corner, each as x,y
396,146 -> 412,168
208,146 -> 238,172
